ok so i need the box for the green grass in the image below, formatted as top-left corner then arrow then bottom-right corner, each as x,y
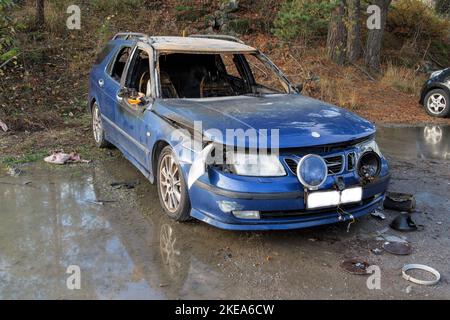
2,150 -> 48,167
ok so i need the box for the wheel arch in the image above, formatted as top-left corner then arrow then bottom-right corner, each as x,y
151,140 -> 170,180
421,85 -> 450,105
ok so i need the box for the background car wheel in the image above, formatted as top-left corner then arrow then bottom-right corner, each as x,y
92,102 -> 111,148
157,146 -> 191,221
424,89 -> 450,118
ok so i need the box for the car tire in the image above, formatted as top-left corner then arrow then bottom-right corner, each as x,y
92,102 -> 111,148
424,89 -> 450,118
157,146 -> 191,222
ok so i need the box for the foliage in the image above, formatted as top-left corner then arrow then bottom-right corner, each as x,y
273,0 -> 336,41
90,0 -> 147,13
435,0 -> 450,16
386,0 -> 450,64
0,0 -> 17,65
381,62 -> 425,94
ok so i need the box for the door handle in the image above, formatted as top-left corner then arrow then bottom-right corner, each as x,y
98,79 -> 105,87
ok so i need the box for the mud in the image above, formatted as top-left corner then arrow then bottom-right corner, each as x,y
0,125 -> 449,299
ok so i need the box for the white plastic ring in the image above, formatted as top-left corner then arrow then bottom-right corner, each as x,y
402,264 -> 440,286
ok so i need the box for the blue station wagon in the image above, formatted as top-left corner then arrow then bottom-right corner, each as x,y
88,33 -> 390,230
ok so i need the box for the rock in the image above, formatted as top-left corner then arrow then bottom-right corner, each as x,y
220,0 -> 239,13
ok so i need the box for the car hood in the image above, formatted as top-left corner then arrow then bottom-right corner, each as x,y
154,94 -> 375,149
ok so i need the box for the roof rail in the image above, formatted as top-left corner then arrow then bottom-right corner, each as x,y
189,34 -> 245,44
112,32 -> 149,41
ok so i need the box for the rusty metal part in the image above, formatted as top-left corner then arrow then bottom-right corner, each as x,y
382,241 -> 412,255
384,192 -> 416,212
340,259 -> 371,275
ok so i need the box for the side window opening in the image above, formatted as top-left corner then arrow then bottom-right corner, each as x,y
125,49 -> 151,96
95,44 -> 114,65
109,47 -> 131,82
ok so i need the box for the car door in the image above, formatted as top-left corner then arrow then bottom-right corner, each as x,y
99,45 -> 132,145
114,44 -> 155,171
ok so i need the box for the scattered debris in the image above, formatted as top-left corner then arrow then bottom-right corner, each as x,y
44,151 -> 91,165
382,241 -> 412,255
0,119 -> 8,132
110,181 -> 138,189
390,213 -> 423,232
340,259 -> 371,275
405,285 -> 412,294
371,248 -> 383,255
371,209 -> 386,220
402,264 -> 441,286
7,167 -> 23,177
384,192 -> 416,213
85,199 -> 116,206
376,234 -> 408,243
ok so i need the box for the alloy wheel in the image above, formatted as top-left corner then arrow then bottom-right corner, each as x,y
427,93 -> 447,115
92,104 -> 103,143
159,153 -> 182,213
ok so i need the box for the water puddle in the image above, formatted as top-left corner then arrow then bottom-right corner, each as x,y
377,125 -> 450,161
0,164 -> 228,299
1,125 -> 449,299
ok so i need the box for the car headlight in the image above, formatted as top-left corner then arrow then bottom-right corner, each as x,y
358,139 -> 383,157
296,154 -> 328,190
357,151 -> 381,179
430,69 -> 444,79
230,153 -> 286,177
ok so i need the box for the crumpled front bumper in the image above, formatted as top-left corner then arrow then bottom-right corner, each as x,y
187,159 -> 390,231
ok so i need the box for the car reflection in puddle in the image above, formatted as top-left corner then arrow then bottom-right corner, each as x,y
0,164 -> 228,299
377,125 -> 450,161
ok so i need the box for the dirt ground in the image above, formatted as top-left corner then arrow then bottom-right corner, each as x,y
0,125 -> 449,299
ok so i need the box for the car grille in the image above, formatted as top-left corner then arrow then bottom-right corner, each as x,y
284,154 -> 345,176
324,155 -> 344,174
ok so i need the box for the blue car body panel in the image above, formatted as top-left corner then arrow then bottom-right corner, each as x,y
88,37 -> 390,231
155,95 -> 375,149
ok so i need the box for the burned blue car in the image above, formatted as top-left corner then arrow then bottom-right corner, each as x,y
88,33 -> 390,230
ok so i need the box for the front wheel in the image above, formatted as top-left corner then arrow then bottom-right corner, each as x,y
157,146 -> 191,221
424,89 -> 450,118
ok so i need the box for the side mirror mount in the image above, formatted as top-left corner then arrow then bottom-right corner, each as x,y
117,87 -> 130,101
295,83 -> 303,93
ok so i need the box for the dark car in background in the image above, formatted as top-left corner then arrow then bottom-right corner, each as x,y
420,68 -> 450,118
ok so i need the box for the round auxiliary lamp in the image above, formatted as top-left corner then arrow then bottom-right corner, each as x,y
296,154 -> 328,190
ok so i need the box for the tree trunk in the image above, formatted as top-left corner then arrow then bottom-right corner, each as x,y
327,0 -> 347,65
35,0 -> 45,28
346,0 -> 361,63
364,0 -> 391,72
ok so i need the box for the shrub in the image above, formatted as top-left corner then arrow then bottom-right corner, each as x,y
0,0 -> 17,65
273,0 -> 336,41
91,0 -> 146,13
386,0 -> 450,65
381,63 -> 426,95
435,0 -> 450,16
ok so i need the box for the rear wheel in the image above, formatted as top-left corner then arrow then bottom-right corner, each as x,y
92,102 -> 110,148
157,146 -> 191,221
424,89 -> 450,118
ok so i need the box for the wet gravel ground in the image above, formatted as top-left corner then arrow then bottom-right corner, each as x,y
0,125 -> 449,299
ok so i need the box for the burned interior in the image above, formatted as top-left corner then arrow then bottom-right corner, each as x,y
158,52 -> 288,99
